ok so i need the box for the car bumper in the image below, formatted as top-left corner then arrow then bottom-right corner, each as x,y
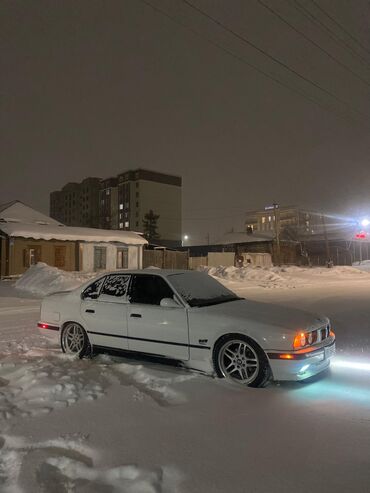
267,340 -> 336,381
38,322 -> 60,342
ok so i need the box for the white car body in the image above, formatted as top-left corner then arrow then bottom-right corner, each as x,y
38,269 -> 335,383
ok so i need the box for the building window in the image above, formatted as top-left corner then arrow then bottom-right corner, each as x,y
261,217 -> 266,224
125,221 -> 129,228
106,189 -> 110,195
268,216 -> 272,222
54,246 -> 66,268
119,203 -> 123,210
23,246 -> 41,268
116,248 -> 128,269
136,202 -> 139,208
94,246 -> 107,271
119,222 -> 123,229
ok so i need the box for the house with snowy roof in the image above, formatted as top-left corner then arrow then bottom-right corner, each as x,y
0,201 -> 147,277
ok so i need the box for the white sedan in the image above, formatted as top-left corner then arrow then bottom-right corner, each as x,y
38,269 -> 335,387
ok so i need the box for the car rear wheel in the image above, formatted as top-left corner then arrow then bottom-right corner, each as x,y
213,335 -> 271,388
61,322 -> 90,358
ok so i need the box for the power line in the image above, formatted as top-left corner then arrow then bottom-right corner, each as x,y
256,0 -> 370,89
291,0 -> 370,69
139,0 -> 368,128
180,0 -> 370,122
309,0 -> 370,59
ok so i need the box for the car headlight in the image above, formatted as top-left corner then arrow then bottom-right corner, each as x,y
293,325 -> 335,350
293,332 -> 307,349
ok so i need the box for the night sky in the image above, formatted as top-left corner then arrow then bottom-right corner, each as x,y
1,0 -> 370,243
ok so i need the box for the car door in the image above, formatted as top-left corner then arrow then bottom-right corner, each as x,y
127,274 -> 189,360
81,274 -> 131,350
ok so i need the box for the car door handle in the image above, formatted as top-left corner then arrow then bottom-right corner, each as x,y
130,313 -> 142,318
85,309 -> 95,313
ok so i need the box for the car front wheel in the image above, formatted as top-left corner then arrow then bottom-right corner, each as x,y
213,335 -> 271,388
61,322 -> 90,358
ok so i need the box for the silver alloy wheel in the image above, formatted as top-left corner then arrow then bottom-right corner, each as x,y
62,323 -> 85,354
218,339 -> 259,384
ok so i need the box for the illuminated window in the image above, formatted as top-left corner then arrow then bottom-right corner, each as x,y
119,204 -> 123,210
125,221 -> 129,228
262,217 -> 266,224
119,222 -> 123,228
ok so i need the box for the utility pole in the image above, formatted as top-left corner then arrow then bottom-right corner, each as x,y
273,203 -> 281,266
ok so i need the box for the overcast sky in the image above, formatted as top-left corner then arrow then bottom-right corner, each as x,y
1,0 -> 370,243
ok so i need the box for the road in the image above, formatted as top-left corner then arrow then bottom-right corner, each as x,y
1,278 -> 370,493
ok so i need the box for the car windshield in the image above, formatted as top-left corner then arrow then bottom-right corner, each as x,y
168,272 -> 240,307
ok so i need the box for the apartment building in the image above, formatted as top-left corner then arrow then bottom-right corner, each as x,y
245,205 -> 322,236
50,177 -> 101,228
51,169 -> 182,246
115,169 -> 182,246
100,177 -> 119,230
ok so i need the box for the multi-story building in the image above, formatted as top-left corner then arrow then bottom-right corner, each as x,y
245,205 -> 322,237
115,169 -> 182,246
99,177 -> 119,230
50,177 -> 101,228
50,169 -> 182,246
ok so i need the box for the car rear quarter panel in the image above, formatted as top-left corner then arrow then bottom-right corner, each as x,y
41,292 -> 84,330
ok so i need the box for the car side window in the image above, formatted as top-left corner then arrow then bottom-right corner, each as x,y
130,275 -> 174,305
101,274 -> 130,298
82,277 -> 106,299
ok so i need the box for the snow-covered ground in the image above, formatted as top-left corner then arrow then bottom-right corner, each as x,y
1,265 -> 370,492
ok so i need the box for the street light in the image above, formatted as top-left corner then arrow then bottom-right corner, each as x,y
361,218 -> 370,228
182,235 -> 189,247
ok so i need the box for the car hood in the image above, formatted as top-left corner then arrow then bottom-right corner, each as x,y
196,299 -> 327,333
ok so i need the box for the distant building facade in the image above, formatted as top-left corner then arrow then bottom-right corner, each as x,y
99,177 -> 119,230
245,206 -> 323,237
99,169 -> 182,247
50,169 -> 182,246
50,177 -> 101,228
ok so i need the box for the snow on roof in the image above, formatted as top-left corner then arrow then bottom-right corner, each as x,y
0,222 -> 148,245
0,201 -> 61,226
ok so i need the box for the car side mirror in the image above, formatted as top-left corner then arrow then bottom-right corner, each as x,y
160,297 -> 180,308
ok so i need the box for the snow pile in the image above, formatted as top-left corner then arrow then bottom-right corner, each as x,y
200,264 -> 370,289
200,265 -> 291,288
0,351 -> 106,421
0,434 -> 182,493
352,260 -> 370,272
15,263 -> 93,296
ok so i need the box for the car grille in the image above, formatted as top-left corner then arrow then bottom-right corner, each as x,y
310,324 -> 330,345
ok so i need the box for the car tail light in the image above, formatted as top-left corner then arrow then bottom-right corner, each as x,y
330,329 -> 335,338
293,332 -> 307,349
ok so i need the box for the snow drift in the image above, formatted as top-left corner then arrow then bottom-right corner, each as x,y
200,264 -> 370,289
15,263 -> 93,297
